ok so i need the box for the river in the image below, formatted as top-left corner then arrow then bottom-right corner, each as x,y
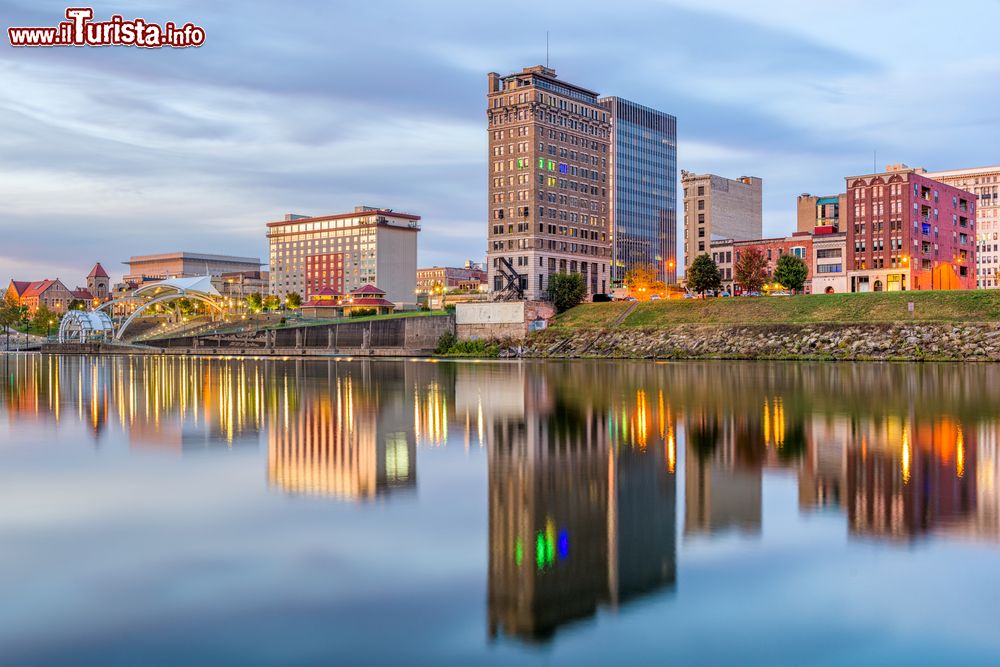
2,354 -> 999,664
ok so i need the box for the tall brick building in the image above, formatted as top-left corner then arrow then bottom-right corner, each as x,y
845,165 -> 975,292
486,66 -> 612,299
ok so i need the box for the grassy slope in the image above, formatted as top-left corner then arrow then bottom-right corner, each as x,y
554,291 -> 1000,328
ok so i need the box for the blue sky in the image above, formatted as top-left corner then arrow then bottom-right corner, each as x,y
2,0 -> 999,285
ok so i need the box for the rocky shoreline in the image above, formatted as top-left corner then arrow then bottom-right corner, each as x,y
522,323 -> 1000,361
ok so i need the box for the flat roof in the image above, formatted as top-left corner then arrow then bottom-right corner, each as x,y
498,66 -> 600,100
924,166 -> 1000,178
126,252 -> 261,265
266,208 -> 420,229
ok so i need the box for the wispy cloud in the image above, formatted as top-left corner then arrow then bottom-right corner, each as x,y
1,0 -> 998,282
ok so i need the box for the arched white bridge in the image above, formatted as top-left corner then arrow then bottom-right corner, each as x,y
95,275 -> 225,341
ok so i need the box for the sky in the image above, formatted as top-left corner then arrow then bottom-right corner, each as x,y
2,0 -> 1000,285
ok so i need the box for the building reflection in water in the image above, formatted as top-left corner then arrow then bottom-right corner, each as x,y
8,355 -> 1000,638
1,353 -> 265,448
266,361 -> 417,501
477,365 -> 676,643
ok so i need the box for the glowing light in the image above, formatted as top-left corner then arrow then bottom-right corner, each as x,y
957,428 -> 965,479
902,431 -> 911,484
557,530 -> 569,560
515,539 -> 523,566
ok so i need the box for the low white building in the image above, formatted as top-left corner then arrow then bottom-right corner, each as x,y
811,231 -> 848,294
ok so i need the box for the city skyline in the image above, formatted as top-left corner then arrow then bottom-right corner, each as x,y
3,1 -> 1000,283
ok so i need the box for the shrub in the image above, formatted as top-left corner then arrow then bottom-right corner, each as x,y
435,330 -> 457,354
349,308 -> 378,318
434,331 -> 500,357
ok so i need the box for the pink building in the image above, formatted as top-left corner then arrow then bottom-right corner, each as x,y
845,165 -> 976,292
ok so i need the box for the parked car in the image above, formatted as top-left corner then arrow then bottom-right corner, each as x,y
592,293 -> 612,303
624,296 -> 637,301
683,293 -> 696,299
650,294 -> 662,301
720,291 -> 732,297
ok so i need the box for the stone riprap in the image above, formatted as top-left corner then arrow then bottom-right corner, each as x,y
522,323 -> 1000,361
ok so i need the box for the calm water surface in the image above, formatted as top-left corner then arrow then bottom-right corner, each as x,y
2,354 -> 1000,665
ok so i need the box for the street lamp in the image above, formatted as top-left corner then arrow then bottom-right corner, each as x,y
47,318 -> 54,339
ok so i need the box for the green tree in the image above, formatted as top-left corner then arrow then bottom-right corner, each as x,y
68,299 -> 87,311
285,291 -> 302,309
547,272 -> 587,313
0,293 -> 27,349
686,254 -> 722,296
773,254 -> 809,293
31,305 -> 60,336
623,263 -> 666,300
734,247 -> 769,294
175,298 -> 195,316
263,295 -> 281,311
245,293 -> 263,312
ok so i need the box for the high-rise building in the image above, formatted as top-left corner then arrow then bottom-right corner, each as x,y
599,98 -> 677,285
681,171 -> 762,272
486,66 -> 612,300
797,193 -> 847,233
266,206 -> 420,306
845,164 -> 976,292
924,166 -> 1000,289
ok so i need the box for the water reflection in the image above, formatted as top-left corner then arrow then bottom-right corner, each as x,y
482,365 -> 676,642
5,355 -> 1000,654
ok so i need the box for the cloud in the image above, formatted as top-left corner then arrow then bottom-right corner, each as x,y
1,0 -> 998,283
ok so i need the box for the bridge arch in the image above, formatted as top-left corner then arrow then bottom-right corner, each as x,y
115,292 -> 224,340
92,275 -> 226,341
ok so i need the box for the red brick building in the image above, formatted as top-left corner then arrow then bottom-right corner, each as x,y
715,233 -> 813,294
5,278 -> 75,314
845,165 -> 975,292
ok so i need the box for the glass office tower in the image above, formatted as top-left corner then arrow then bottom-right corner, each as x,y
600,97 -> 677,285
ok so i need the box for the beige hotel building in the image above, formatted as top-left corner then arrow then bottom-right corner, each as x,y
267,206 -> 420,306
486,65 -> 612,299
925,166 -> 1000,288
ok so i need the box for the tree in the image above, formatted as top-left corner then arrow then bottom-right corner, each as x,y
686,254 -> 722,296
263,295 -> 281,311
285,291 -> 302,309
245,293 -> 263,312
32,305 -> 59,336
0,293 -> 26,349
547,272 -> 587,313
68,299 -> 87,311
773,254 -> 809,293
175,298 -> 195,316
623,263 -> 666,300
734,247 -> 769,295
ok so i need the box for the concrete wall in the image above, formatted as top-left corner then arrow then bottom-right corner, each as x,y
154,314 -> 453,354
455,301 -> 555,341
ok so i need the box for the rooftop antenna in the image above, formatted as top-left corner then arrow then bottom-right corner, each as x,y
873,149 -> 877,174
546,31 -> 549,68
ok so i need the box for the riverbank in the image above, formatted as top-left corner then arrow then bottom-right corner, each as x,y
524,322 -> 1000,361
523,292 -> 1000,361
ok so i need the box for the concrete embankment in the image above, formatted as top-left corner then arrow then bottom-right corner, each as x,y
523,323 -> 1000,361
138,314 -> 453,357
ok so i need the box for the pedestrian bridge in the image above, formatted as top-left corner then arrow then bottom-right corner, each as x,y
59,275 -> 225,343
